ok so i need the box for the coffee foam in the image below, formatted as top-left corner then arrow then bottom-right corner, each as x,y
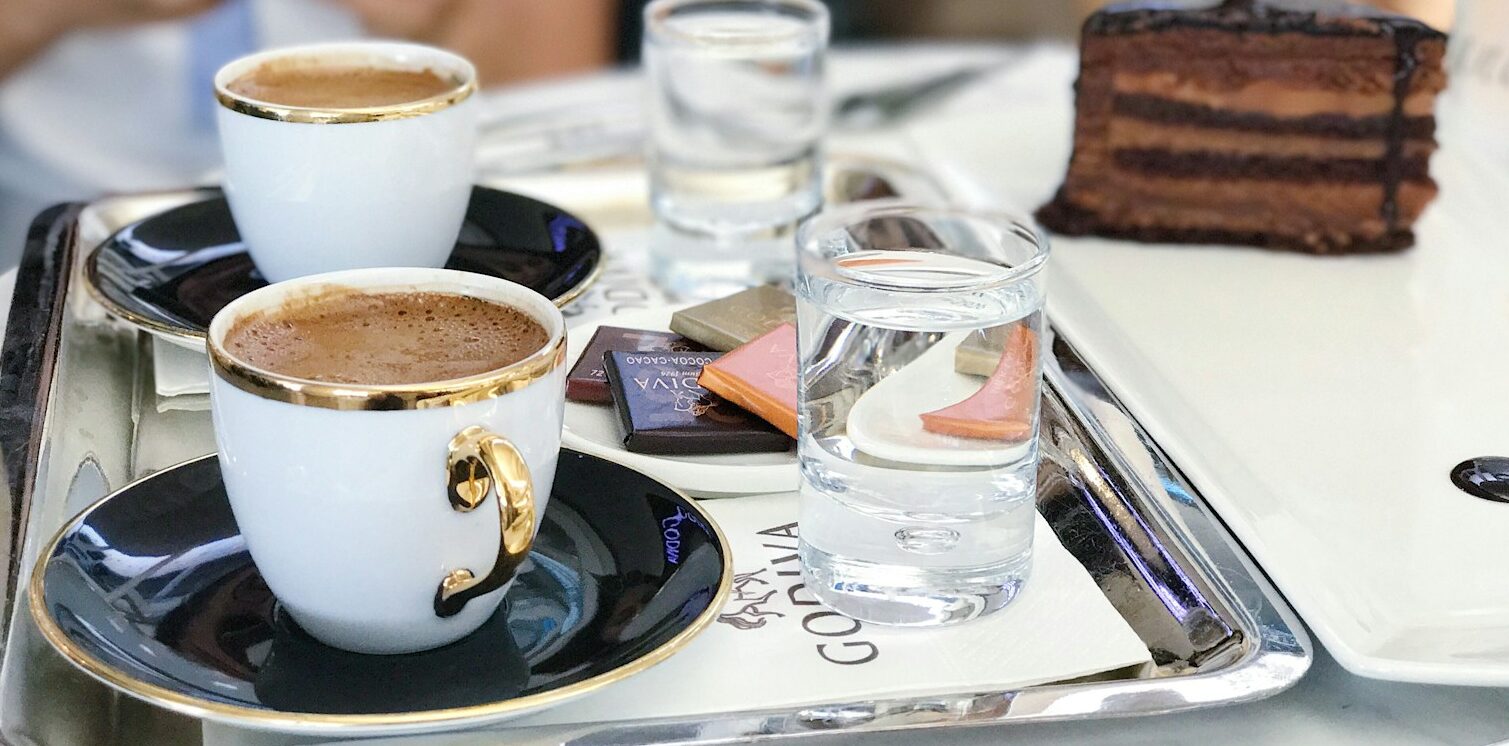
226,61 -> 457,109
224,290 -> 548,385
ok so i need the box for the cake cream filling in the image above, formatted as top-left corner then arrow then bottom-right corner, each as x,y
1105,119 -> 1434,160
1110,71 -> 1440,118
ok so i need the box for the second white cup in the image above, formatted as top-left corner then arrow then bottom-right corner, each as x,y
214,42 -> 478,283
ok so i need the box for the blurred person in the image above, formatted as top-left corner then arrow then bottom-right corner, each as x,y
0,0 -> 617,271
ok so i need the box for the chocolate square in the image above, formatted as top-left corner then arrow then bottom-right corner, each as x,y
669,285 -> 796,352
604,351 -> 791,455
955,324 -> 1013,377
567,326 -> 706,403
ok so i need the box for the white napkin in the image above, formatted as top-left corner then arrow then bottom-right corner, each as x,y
204,493 -> 1148,746
152,338 -> 212,412
517,492 -> 1150,727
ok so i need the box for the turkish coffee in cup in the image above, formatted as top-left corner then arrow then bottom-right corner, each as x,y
214,42 -> 478,283
208,268 -> 566,655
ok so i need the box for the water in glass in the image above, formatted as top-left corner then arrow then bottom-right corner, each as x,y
644,1 -> 827,236
795,207 -> 1049,626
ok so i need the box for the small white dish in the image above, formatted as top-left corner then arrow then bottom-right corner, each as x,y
563,307 -> 798,497
847,331 -> 1031,467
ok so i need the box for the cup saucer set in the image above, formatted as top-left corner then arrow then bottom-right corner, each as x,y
29,40 -> 731,735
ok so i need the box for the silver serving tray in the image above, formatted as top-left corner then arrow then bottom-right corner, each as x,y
0,163 -> 1309,745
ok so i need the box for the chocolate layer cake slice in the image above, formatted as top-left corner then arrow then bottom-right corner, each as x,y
1037,0 -> 1446,254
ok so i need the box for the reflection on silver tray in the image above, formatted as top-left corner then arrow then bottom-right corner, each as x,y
0,163 -> 1308,745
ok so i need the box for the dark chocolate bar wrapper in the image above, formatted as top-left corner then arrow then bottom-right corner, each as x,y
567,326 -> 706,403
846,213 -> 948,252
604,351 -> 790,455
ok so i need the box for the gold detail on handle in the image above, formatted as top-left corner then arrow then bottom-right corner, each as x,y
435,426 -> 535,617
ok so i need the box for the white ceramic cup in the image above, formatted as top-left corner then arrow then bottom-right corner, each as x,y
214,42 -> 478,283
207,268 -> 565,654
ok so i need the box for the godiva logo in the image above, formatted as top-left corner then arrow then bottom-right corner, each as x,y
661,507 -> 692,564
714,522 -> 880,666
633,375 -> 702,391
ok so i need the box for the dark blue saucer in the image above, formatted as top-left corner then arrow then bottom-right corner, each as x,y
29,450 -> 729,735
86,186 -> 603,346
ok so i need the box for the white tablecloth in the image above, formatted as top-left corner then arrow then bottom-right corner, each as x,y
10,44 -> 1509,746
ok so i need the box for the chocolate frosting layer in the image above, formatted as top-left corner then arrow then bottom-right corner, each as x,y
1087,0 -> 1446,40
1110,149 -> 1431,182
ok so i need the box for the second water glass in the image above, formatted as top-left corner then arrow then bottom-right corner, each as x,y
643,0 -> 829,237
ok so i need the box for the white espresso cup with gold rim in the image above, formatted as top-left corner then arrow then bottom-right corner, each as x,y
214,42 -> 478,283
207,268 -> 565,654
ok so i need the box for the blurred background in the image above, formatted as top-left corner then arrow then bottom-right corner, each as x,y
807,0 -> 1448,45
0,0 -> 1456,270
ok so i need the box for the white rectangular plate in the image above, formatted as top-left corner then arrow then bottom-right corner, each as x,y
910,51 -> 1509,685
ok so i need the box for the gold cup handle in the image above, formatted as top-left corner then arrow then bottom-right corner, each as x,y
434,425 -> 536,618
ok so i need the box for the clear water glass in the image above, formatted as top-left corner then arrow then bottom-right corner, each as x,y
643,0 -> 829,236
794,203 -> 1051,627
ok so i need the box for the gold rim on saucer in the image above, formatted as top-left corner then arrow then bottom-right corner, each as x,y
550,256 -> 604,311
83,242 -> 605,349
27,453 -> 734,733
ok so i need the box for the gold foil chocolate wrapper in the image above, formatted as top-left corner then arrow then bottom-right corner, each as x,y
670,285 -> 797,352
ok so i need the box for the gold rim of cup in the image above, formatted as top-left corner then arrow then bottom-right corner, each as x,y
207,335 -> 566,411
213,41 -> 477,125
205,270 -> 567,411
